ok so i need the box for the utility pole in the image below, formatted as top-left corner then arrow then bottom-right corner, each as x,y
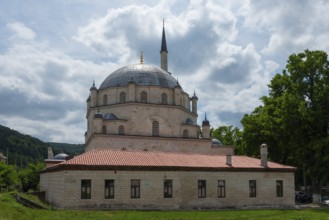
6,148 -> 8,165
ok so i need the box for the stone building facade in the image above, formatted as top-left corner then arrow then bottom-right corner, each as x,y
40,24 -> 296,209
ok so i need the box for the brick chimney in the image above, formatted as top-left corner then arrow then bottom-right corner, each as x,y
260,143 -> 268,167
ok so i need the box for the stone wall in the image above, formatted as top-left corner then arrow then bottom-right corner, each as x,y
85,134 -> 234,156
40,169 -> 295,209
86,102 -> 199,142
40,172 -> 65,208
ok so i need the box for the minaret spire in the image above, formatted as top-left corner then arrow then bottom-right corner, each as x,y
160,19 -> 168,72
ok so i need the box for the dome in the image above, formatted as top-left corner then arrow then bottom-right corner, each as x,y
53,153 -> 69,160
99,64 -> 177,89
212,138 -> 223,147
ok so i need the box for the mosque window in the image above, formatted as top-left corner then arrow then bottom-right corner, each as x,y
81,179 -> 91,199
183,129 -> 189,138
164,179 -> 173,198
102,125 -> 107,134
152,121 -> 159,136
276,180 -> 283,197
105,180 -> 114,199
161,93 -> 168,104
249,180 -> 257,197
103,94 -> 108,105
120,92 -> 126,103
119,125 -> 125,135
131,179 -> 140,198
141,91 -> 147,103
218,180 -> 225,198
198,180 -> 206,198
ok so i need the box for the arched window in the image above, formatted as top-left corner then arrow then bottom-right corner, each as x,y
119,125 -> 125,135
183,129 -> 189,138
152,121 -> 159,136
141,91 -> 147,103
161,93 -> 168,104
102,125 -> 107,134
103,94 -> 108,105
120,92 -> 126,103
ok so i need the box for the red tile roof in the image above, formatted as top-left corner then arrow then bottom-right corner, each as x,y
44,149 -> 296,172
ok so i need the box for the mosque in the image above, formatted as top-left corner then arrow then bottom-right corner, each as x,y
40,24 -> 296,209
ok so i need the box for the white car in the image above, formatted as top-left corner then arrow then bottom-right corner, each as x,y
322,199 -> 329,206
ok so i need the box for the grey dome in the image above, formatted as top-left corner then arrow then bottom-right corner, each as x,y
99,64 -> 177,89
53,153 -> 69,160
212,139 -> 223,147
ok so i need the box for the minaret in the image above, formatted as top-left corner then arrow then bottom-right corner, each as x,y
160,19 -> 168,72
202,113 -> 210,139
48,147 -> 54,159
191,91 -> 198,114
90,80 -> 97,107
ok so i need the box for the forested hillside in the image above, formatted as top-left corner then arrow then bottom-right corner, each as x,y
0,125 -> 84,166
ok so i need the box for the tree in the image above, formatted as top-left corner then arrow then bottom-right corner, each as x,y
0,162 -> 19,191
19,162 -> 45,192
241,50 -> 329,199
211,126 -> 244,154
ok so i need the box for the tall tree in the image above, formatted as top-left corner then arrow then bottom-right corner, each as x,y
19,162 -> 45,192
0,162 -> 19,191
241,50 -> 329,198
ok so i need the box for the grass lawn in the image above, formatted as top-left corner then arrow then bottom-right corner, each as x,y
0,192 -> 328,220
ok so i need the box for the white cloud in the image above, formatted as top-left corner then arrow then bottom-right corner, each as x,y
7,22 -> 36,41
0,21 -> 114,143
1,0 -> 329,143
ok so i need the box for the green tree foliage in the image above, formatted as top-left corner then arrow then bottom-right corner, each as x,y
0,162 -> 19,191
241,50 -> 329,192
211,126 -> 245,154
19,163 -> 45,192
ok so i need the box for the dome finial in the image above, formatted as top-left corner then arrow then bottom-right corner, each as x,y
140,50 -> 144,64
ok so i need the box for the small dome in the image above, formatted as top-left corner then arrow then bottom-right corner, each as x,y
185,118 -> 194,125
212,138 -> 223,147
104,113 -> 119,120
53,153 -> 69,160
94,112 -> 103,119
99,64 -> 177,89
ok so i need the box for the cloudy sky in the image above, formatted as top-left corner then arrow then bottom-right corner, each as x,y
1,0 -> 328,144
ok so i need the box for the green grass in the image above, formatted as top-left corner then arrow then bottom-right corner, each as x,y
0,192 -> 328,220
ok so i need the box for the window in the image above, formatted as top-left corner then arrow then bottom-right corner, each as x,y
131,179 -> 140,198
218,180 -> 225,198
183,129 -> 189,138
103,94 -> 107,105
104,180 -> 114,199
276,180 -> 283,197
249,180 -> 256,197
198,180 -> 206,198
81,180 -> 91,199
102,125 -> 107,134
141,91 -> 147,103
152,121 -> 159,136
161,93 -> 168,104
120,92 -> 126,103
164,180 -> 173,198
119,125 -> 125,135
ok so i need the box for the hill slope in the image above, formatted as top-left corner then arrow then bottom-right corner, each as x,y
0,125 -> 84,166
